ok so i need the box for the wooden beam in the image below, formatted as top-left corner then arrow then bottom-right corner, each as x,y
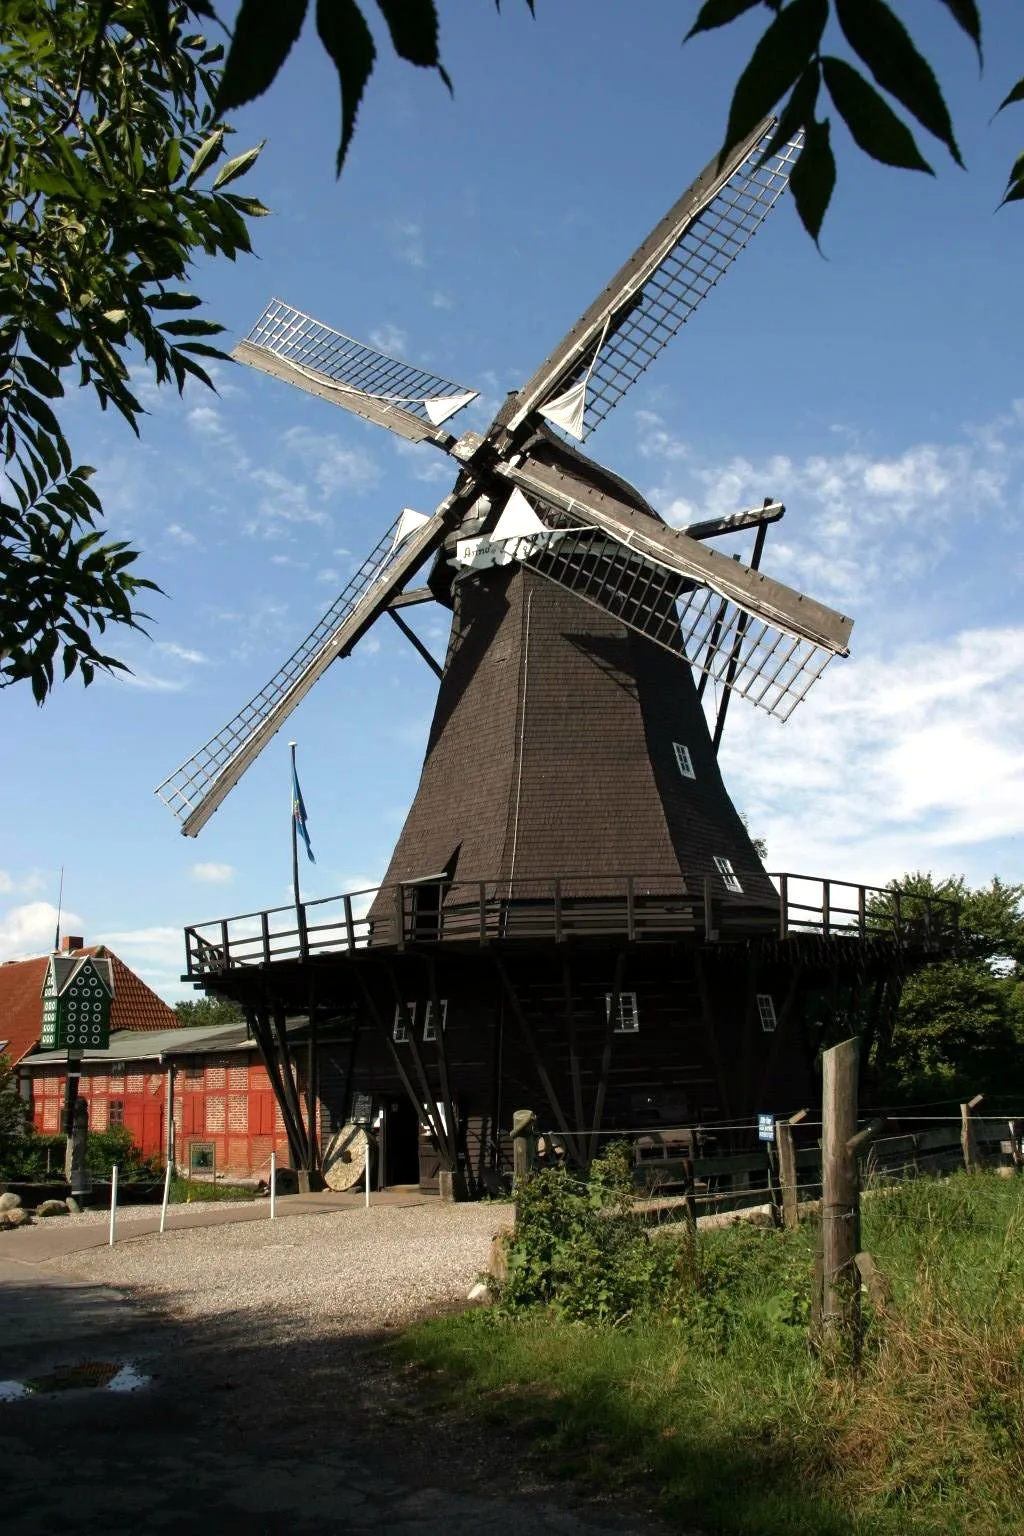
562,952 -> 586,1155
821,1037 -> 861,1354
492,954 -> 584,1168
272,1001 -> 311,1168
387,968 -> 456,1168
386,607 -> 444,680
589,951 -> 626,1163
246,1003 -> 306,1169
713,521 -> 767,753
349,965 -> 448,1165
425,957 -> 459,1163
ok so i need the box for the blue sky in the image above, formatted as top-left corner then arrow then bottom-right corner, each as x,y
2,1 -> 1022,999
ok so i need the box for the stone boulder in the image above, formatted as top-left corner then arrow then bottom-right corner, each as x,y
65,1196 -> 82,1213
0,1191 -> 22,1212
487,1229 -> 510,1285
35,1199 -> 69,1218
0,1207 -> 30,1230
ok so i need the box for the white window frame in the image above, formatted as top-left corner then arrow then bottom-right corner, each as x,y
756,993 -> 778,1033
672,742 -> 695,780
423,998 -> 448,1042
393,1001 -> 416,1044
605,991 -> 640,1035
714,856 -> 743,895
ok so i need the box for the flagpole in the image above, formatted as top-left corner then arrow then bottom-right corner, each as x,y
289,741 -> 303,960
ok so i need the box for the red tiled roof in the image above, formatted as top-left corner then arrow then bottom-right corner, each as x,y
0,946 -> 179,1066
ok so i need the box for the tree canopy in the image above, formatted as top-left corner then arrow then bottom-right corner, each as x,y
174,995 -> 246,1028
1,1 -> 266,701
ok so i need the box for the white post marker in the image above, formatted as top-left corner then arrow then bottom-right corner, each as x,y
159,1158 -> 173,1235
365,1127 -> 372,1209
108,1164 -> 119,1247
269,1150 -> 277,1220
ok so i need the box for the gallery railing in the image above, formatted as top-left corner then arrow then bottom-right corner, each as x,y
182,872 -> 960,977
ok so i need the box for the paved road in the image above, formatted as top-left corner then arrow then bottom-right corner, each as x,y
0,1205 -> 676,1536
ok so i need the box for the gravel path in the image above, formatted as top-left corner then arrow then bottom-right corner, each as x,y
48,1202 -> 512,1335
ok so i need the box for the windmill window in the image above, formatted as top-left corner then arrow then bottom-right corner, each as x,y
423,999 -> 448,1042
605,992 -> 640,1034
757,994 -> 778,1033
393,1002 -> 416,1044
108,1099 -> 124,1127
109,1061 -> 126,1079
672,742 -> 695,779
714,856 -> 743,895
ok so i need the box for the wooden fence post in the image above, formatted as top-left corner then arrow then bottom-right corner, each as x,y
820,1037 -> 860,1354
511,1108 -> 537,1181
961,1094 -> 983,1173
775,1108 -> 808,1232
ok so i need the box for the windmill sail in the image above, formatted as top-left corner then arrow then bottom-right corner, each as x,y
508,118 -> 801,441
234,300 -> 479,447
156,508 -> 447,837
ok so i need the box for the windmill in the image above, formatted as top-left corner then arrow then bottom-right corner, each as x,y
162,118 -> 915,1195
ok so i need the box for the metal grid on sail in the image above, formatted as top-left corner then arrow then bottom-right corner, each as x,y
513,522 -> 833,721
156,513 -> 424,826
555,132 -> 802,440
243,299 -> 477,423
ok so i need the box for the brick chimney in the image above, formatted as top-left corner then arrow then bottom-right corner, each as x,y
60,935 -> 84,953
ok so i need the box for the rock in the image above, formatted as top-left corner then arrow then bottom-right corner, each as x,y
65,1196 -> 82,1213
35,1199 -> 69,1218
0,1208 -> 30,1229
487,1230 -> 509,1285
467,1280 -> 490,1302
0,1191 -> 22,1212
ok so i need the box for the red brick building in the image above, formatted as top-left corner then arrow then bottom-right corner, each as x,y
22,1024 -> 292,1181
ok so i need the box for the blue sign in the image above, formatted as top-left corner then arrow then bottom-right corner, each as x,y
758,1113 -> 775,1143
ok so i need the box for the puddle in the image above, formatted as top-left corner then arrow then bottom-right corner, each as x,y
0,1360 -> 151,1399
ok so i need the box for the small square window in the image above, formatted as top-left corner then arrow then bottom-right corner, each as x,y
757,994 -> 778,1033
108,1099 -> 124,1126
714,856 -> 743,895
672,742 -> 695,779
393,1002 -> 416,1044
109,1061 -> 126,1079
605,992 -> 639,1034
423,999 -> 448,1042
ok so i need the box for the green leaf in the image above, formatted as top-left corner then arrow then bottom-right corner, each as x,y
185,127 -> 225,186
934,0 -> 982,63
223,193 -> 272,217
211,140 -> 266,189
789,116 -> 835,242
997,76 -> 1024,114
374,0 -> 452,90
722,0 -> 828,155
158,318 -> 222,336
145,291 -> 204,310
217,0 -> 309,112
998,149 -> 1024,208
684,0 -> 762,43
835,0 -> 962,165
762,62 -> 821,160
822,57 -> 934,173
16,356 -> 65,399
316,0 -> 377,174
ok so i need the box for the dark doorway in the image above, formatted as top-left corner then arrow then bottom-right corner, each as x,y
384,1097 -> 420,1186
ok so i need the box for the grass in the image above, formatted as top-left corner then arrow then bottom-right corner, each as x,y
394,1173 -> 1024,1535
168,1176 -> 258,1203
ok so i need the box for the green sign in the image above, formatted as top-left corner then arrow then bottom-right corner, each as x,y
40,957 -> 113,1051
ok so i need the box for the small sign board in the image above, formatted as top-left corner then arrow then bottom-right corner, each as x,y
757,1113 -> 775,1143
189,1140 -> 216,1178
351,1093 -> 373,1125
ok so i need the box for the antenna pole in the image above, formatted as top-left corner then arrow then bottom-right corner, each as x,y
53,866 -> 64,952
289,742 -> 303,960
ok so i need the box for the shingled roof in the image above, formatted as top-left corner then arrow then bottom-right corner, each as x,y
0,943 -> 179,1066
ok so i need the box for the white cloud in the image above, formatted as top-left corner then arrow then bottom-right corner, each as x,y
430,291 -> 453,310
394,221 -> 425,269
0,902 -> 86,962
165,523 -> 197,546
280,426 -> 381,498
369,322 -> 409,357
94,925 -> 190,1002
190,862 -> 235,884
720,626 -> 1024,888
156,642 -> 208,665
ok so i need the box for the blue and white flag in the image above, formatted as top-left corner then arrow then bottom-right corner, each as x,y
291,759 -> 315,864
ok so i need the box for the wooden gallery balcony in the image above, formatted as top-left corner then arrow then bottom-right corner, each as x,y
182,873 -> 960,979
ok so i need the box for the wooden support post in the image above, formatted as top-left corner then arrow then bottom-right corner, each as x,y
562,952 -> 585,1151
248,1004 -> 306,1170
387,972 -> 456,1170
349,967 -> 449,1165
961,1093 -> 983,1174
511,1108 -> 537,1181
272,1002 -> 311,1169
775,1108 -> 807,1232
820,1037 -> 861,1355
426,958 -> 461,1192
589,950 -> 626,1164
492,954 -> 584,1169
